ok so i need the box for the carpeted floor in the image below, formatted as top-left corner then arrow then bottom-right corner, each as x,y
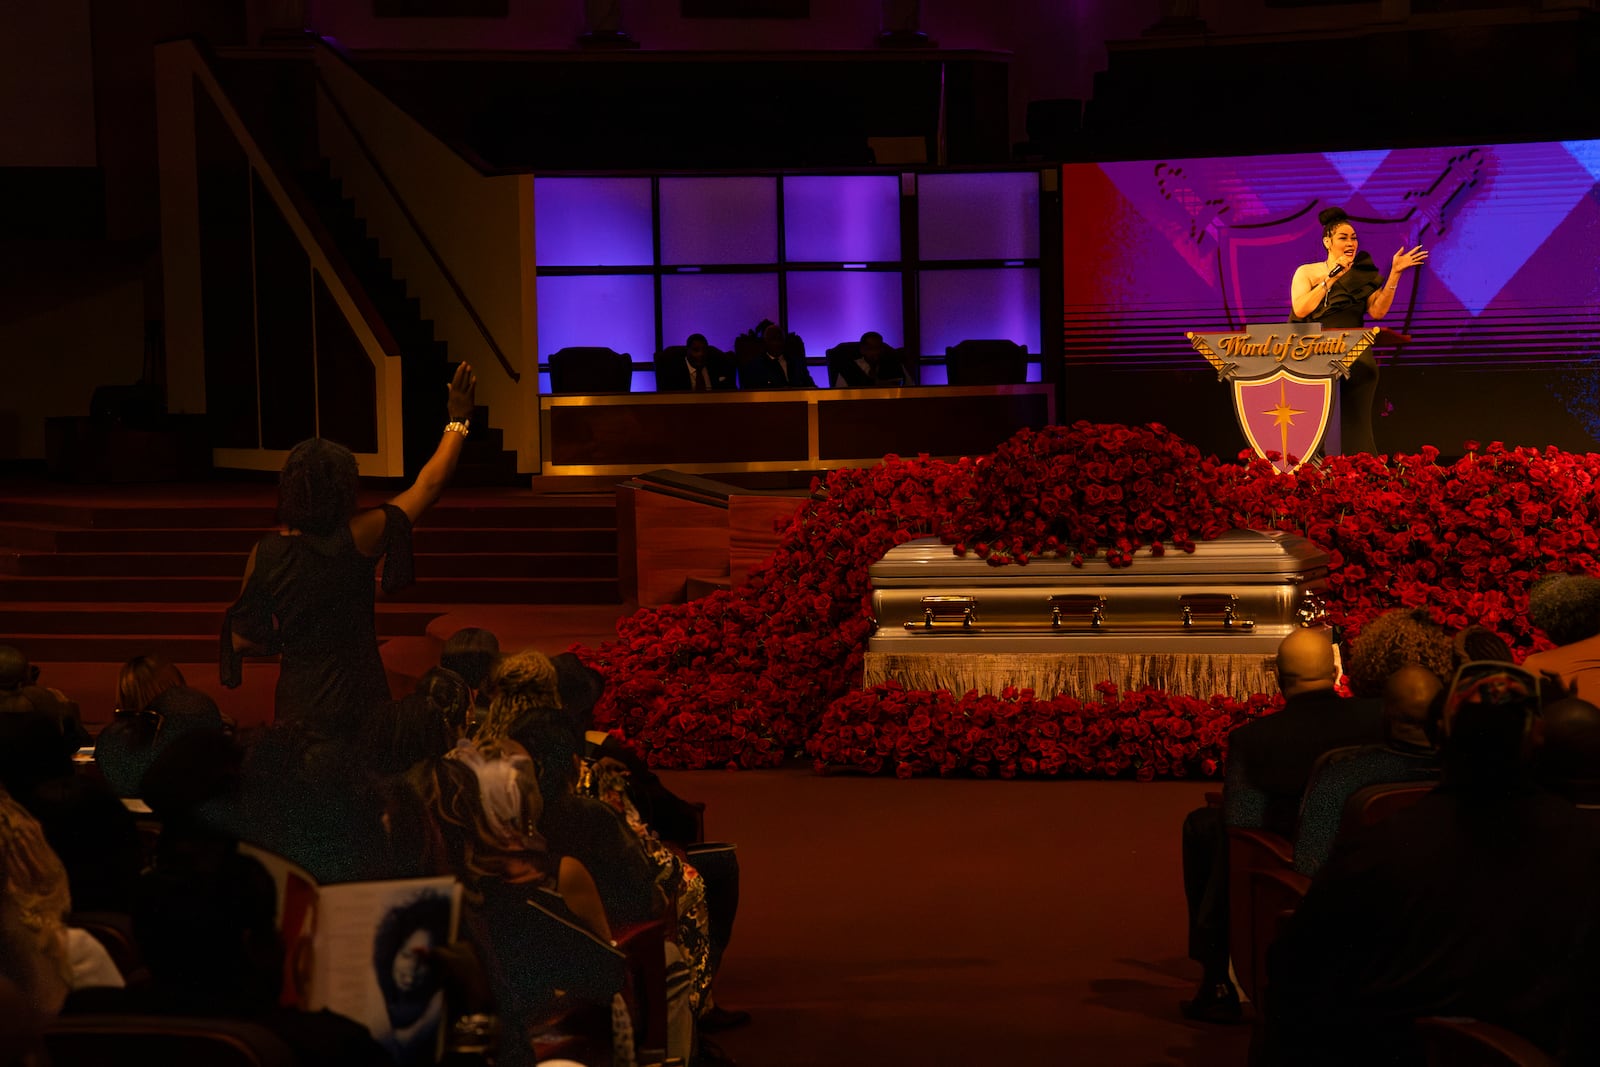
658,769 -> 1251,1067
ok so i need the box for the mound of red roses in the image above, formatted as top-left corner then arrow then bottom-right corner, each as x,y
578,423 -> 1599,778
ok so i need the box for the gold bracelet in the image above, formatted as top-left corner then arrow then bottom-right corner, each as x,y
444,419 -> 470,437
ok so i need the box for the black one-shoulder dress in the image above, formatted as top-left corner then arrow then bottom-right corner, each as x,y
1292,250 -> 1383,455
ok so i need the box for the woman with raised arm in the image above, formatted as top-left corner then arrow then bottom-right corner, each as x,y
1290,207 -> 1428,454
221,362 -> 477,743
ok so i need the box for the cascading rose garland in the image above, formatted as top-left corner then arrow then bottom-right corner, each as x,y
577,423 -> 1600,777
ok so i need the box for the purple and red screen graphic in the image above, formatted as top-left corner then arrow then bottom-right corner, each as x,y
1062,141 -> 1600,447
1063,141 -> 1600,363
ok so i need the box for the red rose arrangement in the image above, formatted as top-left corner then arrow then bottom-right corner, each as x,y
578,425 -> 1600,778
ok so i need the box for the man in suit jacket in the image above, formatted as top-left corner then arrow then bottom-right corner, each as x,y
830,332 -> 911,388
655,334 -> 736,393
739,323 -> 815,389
1263,664 -> 1600,1065
1180,626 -> 1385,1023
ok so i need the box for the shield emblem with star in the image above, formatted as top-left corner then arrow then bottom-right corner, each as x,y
1233,370 -> 1332,474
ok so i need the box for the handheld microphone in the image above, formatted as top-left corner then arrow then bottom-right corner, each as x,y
1327,263 -> 1346,280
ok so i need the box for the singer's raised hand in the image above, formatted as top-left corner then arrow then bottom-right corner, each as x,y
1391,244 -> 1429,274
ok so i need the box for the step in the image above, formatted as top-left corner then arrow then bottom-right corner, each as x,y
0,501 -> 279,529
0,631 -> 434,667
0,549 -> 615,579
387,576 -> 620,605
0,603 -> 441,637
0,525 -> 273,553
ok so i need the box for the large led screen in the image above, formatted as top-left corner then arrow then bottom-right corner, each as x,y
1062,141 -> 1600,451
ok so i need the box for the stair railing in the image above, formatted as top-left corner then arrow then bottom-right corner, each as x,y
308,43 -> 521,385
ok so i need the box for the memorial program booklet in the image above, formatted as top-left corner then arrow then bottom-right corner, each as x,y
239,843 -> 463,1065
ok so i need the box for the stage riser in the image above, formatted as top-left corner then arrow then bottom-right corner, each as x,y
0,524 -> 617,554
0,501 -> 617,531
0,575 -> 618,604
0,606 -> 439,636
0,551 -> 617,579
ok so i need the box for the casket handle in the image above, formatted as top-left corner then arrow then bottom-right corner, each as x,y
1180,593 -> 1254,630
920,595 -> 976,629
1048,594 -> 1106,629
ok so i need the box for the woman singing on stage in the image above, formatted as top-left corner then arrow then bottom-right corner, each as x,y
1290,207 -> 1428,454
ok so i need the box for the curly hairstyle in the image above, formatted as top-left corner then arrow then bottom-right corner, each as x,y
278,438 -> 360,536
1527,574 -> 1600,647
371,890 -> 452,1026
475,650 -> 561,744
1348,608 -> 1455,699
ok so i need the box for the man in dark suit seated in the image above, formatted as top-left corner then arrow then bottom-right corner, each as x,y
1179,626 -> 1384,1023
739,322 -> 815,389
656,334 -> 736,393
829,332 -> 911,388
1262,662 -> 1600,1066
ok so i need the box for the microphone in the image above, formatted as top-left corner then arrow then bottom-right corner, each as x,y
1327,263 -> 1346,280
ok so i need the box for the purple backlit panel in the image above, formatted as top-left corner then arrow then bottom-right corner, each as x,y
918,172 -> 1040,261
783,176 -> 901,263
919,269 -> 1040,355
535,275 -> 656,361
660,177 -> 777,264
787,271 -> 903,354
661,273 -> 780,353
533,178 -> 653,267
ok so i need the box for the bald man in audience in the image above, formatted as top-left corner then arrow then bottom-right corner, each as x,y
1180,627 -> 1385,1023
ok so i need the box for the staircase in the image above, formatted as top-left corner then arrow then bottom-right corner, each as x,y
0,488 -> 620,676
296,161 -> 521,485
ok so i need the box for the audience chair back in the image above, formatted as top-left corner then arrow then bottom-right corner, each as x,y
945,339 -> 1027,385
44,1015 -> 298,1067
1246,866 -> 1311,1020
1226,827 -> 1294,1005
1340,781 -> 1434,835
549,347 -> 632,394
1414,1016 -> 1557,1066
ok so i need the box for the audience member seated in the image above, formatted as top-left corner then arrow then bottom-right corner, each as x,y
657,334 -> 737,392
827,332 -> 912,388
738,321 -> 815,389
1291,664 -> 1444,876
441,626 -> 502,720
1522,573 -> 1600,699
413,739 -> 627,1067
1180,627 -> 1384,1023
1262,661 -> 1600,1066
0,706 -> 141,915
65,848 -> 391,1067
550,651 -> 746,1038
0,792 -> 124,1019
0,646 -> 88,755
94,684 -> 229,800
359,693 -> 460,780
1536,696 -> 1600,805
415,666 -> 475,743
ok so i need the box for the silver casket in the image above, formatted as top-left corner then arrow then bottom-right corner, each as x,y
865,529 -> 1329,701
